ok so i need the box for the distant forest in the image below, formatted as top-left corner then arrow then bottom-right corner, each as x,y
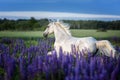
0,17 -> 120,31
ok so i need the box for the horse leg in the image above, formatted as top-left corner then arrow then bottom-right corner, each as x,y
47,51 -> 52,55
47,50 -> 60,57
47,50 -> 56,55
96,40 -> 117,58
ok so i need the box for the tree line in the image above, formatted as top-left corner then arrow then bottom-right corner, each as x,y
0,17 -> 120,31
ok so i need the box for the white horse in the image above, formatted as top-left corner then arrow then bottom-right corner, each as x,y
43,21 -> 117,58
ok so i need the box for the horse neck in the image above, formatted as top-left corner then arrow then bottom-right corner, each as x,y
54,25 -> 72,43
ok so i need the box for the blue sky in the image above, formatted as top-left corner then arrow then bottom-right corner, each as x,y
0,0 -> 120,15
0,0 -> 120,20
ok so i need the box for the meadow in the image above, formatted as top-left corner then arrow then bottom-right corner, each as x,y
0,29 -> 120,80
0,29 -> 120,38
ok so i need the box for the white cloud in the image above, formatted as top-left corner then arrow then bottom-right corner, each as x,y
0,11 -> 120,20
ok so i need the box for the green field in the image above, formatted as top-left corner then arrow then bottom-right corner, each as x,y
0,29 -> 120,38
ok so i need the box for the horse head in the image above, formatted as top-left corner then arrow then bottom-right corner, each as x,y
43,19 -> 55,38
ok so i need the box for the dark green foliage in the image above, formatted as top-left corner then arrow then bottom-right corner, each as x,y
0,18 -> 120,31
0,18 -> 48,31
64,20 -> 120,30
0,67 -> 5,75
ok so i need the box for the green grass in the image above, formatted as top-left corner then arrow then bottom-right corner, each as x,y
0,29 -> 120,38
0,31 -> 43,38
71,29 -> 120,38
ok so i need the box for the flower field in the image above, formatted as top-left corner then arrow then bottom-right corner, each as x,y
0,38 -> 120,80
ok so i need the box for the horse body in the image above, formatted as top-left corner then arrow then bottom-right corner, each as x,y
43,21 -> 117,58
54,36 -> 97,55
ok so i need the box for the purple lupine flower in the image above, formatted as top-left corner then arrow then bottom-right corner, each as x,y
27,58 -> 38,80
1,38 -> 120,80
43,62 -> 50,80
75,57 -> 80,76
37,56 -> 43,72
70,73 -> 74,80
2,53 -> 15,80
89,57 -> 96,79
99,69 -> 108,80
111,58 -> 120,80
6,57 -> 15,80
27,55 -> 41,80
19,55 -> 27,80
65,76 -> 70,80
74,57 -> 81,80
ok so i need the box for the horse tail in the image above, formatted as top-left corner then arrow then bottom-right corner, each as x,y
96,40 -> 117,58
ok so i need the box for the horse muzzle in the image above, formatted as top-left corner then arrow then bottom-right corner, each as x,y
43,33 -> 48,38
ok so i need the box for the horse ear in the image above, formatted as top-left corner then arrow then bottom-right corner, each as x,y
48,19 -> 53,23
48,19 -> 57,23
48,19 -> 60,23
52,19 -> 60,22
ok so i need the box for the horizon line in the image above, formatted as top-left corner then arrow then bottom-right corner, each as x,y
0,11 -> 120,20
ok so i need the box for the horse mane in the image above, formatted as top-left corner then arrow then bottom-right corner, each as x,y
55,22 -> 71,36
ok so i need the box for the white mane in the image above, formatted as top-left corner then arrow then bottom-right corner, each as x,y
55,22 -> 71,36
